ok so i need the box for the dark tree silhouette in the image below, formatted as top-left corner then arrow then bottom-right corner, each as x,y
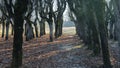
11,0 -> 28,68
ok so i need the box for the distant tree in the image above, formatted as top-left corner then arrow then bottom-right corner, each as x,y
53,0 -> 66,38
24,0 -> 35,41
39,0 -> 54,42
0,0 -> 13,40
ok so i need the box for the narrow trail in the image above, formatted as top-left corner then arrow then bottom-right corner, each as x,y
0,35 -> 119,68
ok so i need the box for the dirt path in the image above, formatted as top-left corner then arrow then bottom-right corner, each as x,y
0,35 -> 119,68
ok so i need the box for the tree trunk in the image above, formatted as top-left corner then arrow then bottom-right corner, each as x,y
12,15 -> 24,68
11,0 -> 28,67
109,23 -> 114,39
11,25 -> 14,35
5,19 -> 10,40
40,19 -> 46,37
59,19 -> 63,37
40,23 -> 43,37
25,23 -> 34,41
34,23 -> 38,38
114,23 -> 118,41
2,22 -> 5,38
54,17 -> 63,38
54,22 -> 59,38
99,25 -> 112,68
48,22 -> 53,42
43,22 -> 46,35
95,0 -> 112,67
92,11 -> 101,56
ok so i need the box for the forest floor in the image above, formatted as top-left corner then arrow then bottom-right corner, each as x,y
0,35 -> 120,68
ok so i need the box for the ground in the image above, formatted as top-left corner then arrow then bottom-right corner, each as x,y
0,34 -> 119,68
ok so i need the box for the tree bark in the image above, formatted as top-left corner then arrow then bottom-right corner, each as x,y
48,23 -> 53,42
11,0 -> 28,67
34,23 -> 38,38
40,19 -> 46,37
12,15 -> 24,68
54,21 -> 59,38
95,0 -> 112,67
48,12 -> 53,42
11,25 -> 14,35
5,19 -> 10,40
109,22 -> 114,39
2,21 -> 5,38
58,18 -> 63,37
25,23 -> 34,41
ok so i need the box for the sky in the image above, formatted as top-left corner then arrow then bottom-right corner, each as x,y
63,3 -> 70,21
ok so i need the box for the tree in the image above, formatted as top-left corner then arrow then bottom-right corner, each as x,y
39,0 -> 54,42
0,0 -> 13,40
67,0 -> 112,67
94,0 -> 112,67
24,0 -> 35,41
11,0 -> 28,67
53,0 -> 66,38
